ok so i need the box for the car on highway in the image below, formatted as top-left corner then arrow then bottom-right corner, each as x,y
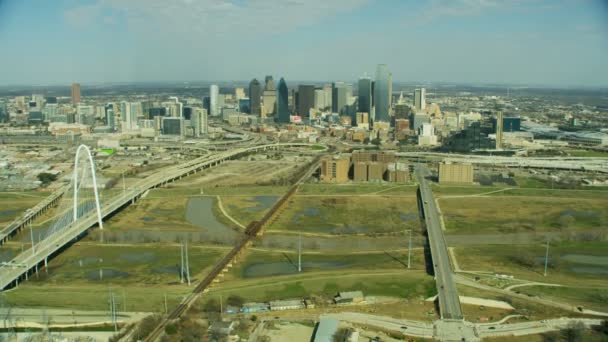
424,200 -> 428,204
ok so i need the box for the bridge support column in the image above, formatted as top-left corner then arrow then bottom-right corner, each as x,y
25,270 -> 28,281
44,257 -> 48,273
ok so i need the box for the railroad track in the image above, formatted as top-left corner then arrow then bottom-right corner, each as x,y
143,159 -> 320,341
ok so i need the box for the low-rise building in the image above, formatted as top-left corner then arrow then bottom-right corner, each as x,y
269,299 -> 305,311
241,302 -> 269,313
320,155 -> 350,183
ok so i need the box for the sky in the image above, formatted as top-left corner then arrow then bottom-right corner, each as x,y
0,0 -> 607,87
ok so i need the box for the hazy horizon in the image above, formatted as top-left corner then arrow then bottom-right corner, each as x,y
1,0 -> 607,87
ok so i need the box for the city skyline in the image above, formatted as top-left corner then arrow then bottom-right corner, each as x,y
0,0 -> 607,87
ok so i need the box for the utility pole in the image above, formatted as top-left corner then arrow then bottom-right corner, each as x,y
180,242 -> 184,283
544,239 -> 550,277
298,233 -> 302,273
185,240 -> 191,286
164,293 -> 168,314
122,172 -> 126,195
407,229 -> 412,270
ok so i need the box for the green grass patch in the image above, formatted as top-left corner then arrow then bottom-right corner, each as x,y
515,286 -> 608,312
268,195 -> 420,234
299,183 -> 414,195
440,195 -> 608,234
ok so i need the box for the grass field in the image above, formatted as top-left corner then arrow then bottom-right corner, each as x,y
211,270 -> 436,303
29,243 -> 227,285
298,183 -> 416,195
3,243 -> 229,312
104,196 -> 199,232
0,191 -> 51,224
440,195 -> 608,235
225,248 -> 426,281
453,241 -> 608,286
515,285 -> 608,312
267,195 -> 420,235
565,149 -> 608,158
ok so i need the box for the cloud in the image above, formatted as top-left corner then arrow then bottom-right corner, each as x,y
64,0 -> 369,40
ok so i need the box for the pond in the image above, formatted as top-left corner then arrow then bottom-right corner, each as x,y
244,196 -> 278,212
243,260 -> 350,278
185,197 -> 237,242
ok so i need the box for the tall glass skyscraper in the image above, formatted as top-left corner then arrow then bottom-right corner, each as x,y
357,77 -> 372,116
277,78 -> 290,123
374,64 -> 392,123
249,78 -> 262,115
210,84 -> 219,116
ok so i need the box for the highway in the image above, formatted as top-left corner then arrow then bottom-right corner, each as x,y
415,165 -> 463,321
0,187 -> 65,245
0,143 -> 320,290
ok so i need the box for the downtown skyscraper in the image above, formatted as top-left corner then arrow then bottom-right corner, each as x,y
209,84 -> 219,116
277,78 -> 290,123
374,64 -> 392,123
357,77 -> 372,118
249,78 -> 262,116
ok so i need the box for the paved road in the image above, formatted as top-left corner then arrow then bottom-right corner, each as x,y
415,165 -> 463,320
324,312 -> 434,339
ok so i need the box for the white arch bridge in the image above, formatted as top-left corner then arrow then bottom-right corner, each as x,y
0,142 -> 322,289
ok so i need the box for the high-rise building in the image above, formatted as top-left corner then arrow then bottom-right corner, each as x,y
262,90 -> 276,118
235,87 -> 246,100
162,117 -> 184,136
209,84 -> 219,116
314,89 -> 326,110
332,82 -> 349,114
264,76 -> 275,91
374,64 -> 391,123
277,78 -> 290,123
358,77 -> 372,124
414,88 -> 426,112
71,83 -> 81,105
191,108 -> 206,138
320,155 -> 350,183
297,85 -> 315,119
495,111 -> 503,149
183,106 -> 193,120
0,102 -> 8,123
249,79 -> 262,115
323,84 -> 332,110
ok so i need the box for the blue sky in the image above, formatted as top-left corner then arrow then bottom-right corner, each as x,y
1,0 -> 607,86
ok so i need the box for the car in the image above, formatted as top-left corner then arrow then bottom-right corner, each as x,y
488,327 -> 496,330
424,201 -> 428,204
400,326 -> 408,330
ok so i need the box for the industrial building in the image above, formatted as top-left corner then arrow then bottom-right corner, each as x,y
313,317 -> 340,342
438,162 -> 474,184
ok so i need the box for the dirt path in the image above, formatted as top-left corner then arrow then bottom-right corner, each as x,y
216,195 -> 246,229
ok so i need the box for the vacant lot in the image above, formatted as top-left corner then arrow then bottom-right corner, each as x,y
453,241 -> 608,286
268,195 -> 420,235
440,195 -> 608,235
0,191 -> 51,225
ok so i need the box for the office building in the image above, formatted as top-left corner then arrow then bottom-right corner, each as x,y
313,88 -> 327,110
222,106 -> 238,121
262,90 -> 276,118
191,107 -> 207,137
438,162 -> 474,184
183,106 -> 193,120
320,155 -> 350,183
234,87 -> 245,100
45,96 -> 57,104
332,82 -> 349,114
357,77 -> 372,122
209,84 -> 219,116
495,111 -> 503,149
355,112 -> 369,129
277,78 -> 290,123
418,123 -> 438,146
492,116 -> 521,133
43,104 -> 58,121
323,84 -> 332,110
149,107 -> 167,118
162,117 -> 183,136
106,108 -> 115,130
297,85 -> 315,119
71,83 -> 81,105
414,88 -> 426,112
238,98 -> 250,113
28,111 -> 43,125
264,76 -> 275,91
374,64 -> 392,123
412,113 -> 430,131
